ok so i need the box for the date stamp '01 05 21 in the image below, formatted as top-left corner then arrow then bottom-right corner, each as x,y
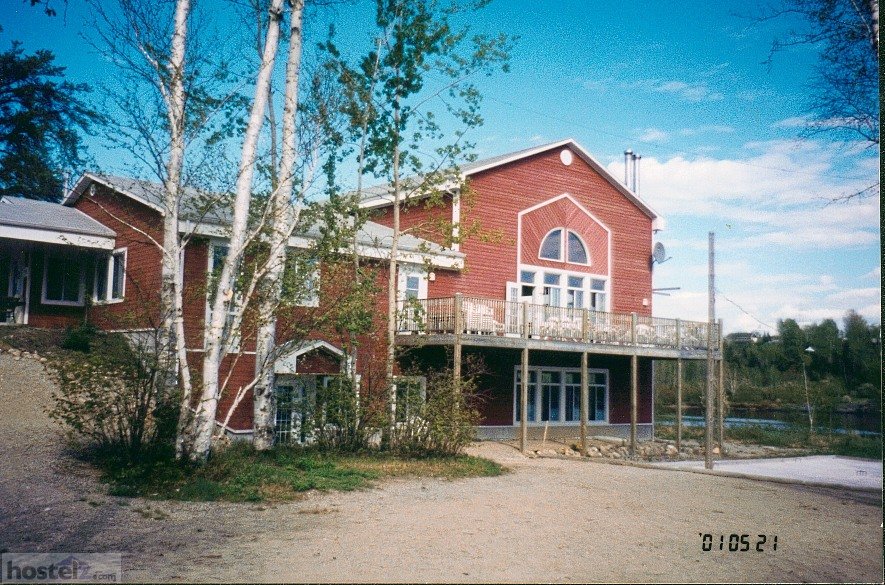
700,533 -> 778,552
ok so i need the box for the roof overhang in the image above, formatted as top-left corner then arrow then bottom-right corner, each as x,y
274,340 -> 344,374
180,220 -> 464,271
65,173 -> 166,214
358,139 -> 661,221
0,223 -> 116,250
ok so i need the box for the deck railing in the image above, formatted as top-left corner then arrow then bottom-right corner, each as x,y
396,295 -> 720,350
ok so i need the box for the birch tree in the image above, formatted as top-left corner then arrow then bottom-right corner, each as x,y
253,0 -> 306,451
327,0 -> 511,447
189,0 -> 287,461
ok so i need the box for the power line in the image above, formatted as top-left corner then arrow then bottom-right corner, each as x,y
475,92 -> 873,183
715,287 -> 776,331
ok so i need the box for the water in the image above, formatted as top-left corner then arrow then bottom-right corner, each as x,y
659,407 -> 881,437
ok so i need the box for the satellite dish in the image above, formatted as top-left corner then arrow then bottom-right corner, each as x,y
653,242 -> 667,264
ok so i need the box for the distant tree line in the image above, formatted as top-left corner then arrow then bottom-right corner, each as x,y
656,310 -> 881,415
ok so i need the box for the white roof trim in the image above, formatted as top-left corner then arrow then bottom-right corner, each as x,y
274,340 -> 344,374
0,224 -> 115,250
65,173 -> 166,214
359,139 -> 660,220
179,220 -> 463,270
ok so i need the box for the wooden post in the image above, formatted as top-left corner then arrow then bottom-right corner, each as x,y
580,351 -> 588,456
520,301 -> 529,454
705,232 -> 715,470
717,317 -> 725,453
630,312 -> 638,458
582,308 -> 589,343
676,318 -> 683,454
453,293 -> 463,387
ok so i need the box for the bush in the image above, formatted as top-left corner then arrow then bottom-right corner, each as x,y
61,323 -> 99,353
392,363 -> 482,456
47,331 -> 179,460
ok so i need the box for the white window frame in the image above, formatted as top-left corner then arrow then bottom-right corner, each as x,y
392,375 -> 427,423
207,241 -> 241,352
41,248 -> 85,306
516,264 -> 609,312
397,265 -> 428,301
93,247 -> 127,304
538,227 -> 591,266
512,365 -> 609,426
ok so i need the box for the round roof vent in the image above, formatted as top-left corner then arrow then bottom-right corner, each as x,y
560,149 -> 573,166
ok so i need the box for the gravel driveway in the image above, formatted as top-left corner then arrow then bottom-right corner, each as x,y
1,353 -> 881,583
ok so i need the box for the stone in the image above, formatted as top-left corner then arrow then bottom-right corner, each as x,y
665,445 -> 678,455
712,446 -> 720,455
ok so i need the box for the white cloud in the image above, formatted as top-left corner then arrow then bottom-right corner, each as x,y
653,80 -> 724,102
638,128 -> 669,142
679,125 -> 735,136
861,266 -> 881,280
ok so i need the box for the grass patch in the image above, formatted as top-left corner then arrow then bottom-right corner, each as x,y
655,422 -> 882,460
95,442 -> 504,503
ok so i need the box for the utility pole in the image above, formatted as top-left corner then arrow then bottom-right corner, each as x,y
705,232 -> 715,470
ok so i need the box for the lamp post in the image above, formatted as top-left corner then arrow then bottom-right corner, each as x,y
802,346 -> 815,433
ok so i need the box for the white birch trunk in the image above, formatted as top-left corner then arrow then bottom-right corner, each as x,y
190,0 -> 286,461
385,95 -> 402,447
253,0 -> 305,450
157,0 -> 196,459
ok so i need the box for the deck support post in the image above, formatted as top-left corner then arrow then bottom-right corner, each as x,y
581,308 -> 589,343
453,293 -> 463,389
676,318 -> 683,454
520,301 -> 529,454
705,232 -> 715,470
630,312 -> 638,458
580,351 -> 588,456
717,317 -> 725,453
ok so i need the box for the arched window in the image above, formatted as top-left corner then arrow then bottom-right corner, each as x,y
539,229 -> 562,260
567,231 -> 588,264
539,228 -> 589,264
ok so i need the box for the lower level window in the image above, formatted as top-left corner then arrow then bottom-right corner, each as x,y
514,366 -> 608,424
42,248 -> 84,305
94,248 -> 126,302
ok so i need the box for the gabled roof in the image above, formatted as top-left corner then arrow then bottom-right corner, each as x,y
0,196 -> 116,238
64,173 -> 463,268
358,138 -> 660,220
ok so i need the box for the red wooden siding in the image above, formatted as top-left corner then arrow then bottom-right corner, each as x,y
520,195 -> 610,275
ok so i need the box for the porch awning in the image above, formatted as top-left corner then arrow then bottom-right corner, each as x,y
0,196 -> 116,250
274,340 -> 345,374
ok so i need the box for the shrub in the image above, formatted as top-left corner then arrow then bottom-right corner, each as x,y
392,363 -> 482,456
60,323 -> 98,353
47,331 -> 179,459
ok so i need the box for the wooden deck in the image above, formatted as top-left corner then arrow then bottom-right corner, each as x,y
395,295 -> 721,360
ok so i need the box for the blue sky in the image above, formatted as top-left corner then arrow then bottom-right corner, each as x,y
2,0 -> 880,334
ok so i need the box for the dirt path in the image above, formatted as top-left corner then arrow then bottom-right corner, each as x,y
1,353 -> 881,583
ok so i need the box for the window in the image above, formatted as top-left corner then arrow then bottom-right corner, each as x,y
394,376 -> 426,422
514,369 -> 538,422
567,231 -> 588,264
94,248 -> 126,303
207,243 -> 240,349
542,273 -> 561,307
590,278 -> 607,311
274,379 -> 310,444
540,371 -> 561,421
539,228 -> 590,265
514,366 -> 608,424
42,248 -> 84,306
397,266 -> 427,302
520,270 -> 536,299
567,275 -> 584,309
539,229 -> 562,260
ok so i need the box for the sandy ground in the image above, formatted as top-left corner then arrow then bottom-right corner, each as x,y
1,353 -> 882,583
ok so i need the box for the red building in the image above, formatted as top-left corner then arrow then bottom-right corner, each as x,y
0,139 -> 719,443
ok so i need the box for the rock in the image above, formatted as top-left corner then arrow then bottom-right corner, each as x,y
10,349 -> 21,357
712,446 -> 720,455
666,445 -> 678,455
39,357 -> 47,363
588,447 -> 601,457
